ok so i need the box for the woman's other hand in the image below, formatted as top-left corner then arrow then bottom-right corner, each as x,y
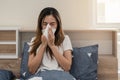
41,35 -> 47,47
48,27 -> 55,47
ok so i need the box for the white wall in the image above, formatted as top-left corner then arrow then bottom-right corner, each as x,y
0,0 -> 94,30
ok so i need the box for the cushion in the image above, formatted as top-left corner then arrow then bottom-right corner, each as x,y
0,69 -> 15,80
20,42 -> 31,79
70,44 -> 98,80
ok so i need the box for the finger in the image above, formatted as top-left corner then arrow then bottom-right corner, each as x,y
48,27 -> 53,34
42,35 -> 47,42
48,32 -> 52,40
41,35 -> 46,40
49,31 -> 54,40
48,30 -> 52,38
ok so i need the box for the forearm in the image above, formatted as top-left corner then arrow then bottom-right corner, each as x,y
28,44 -> 46,74
50,46 -> 72,71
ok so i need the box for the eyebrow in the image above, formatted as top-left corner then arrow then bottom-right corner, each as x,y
43,22 -> 56,24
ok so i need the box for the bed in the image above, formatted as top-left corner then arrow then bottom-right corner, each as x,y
0,28 -> 118,80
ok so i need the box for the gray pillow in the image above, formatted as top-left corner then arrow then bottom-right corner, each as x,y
20,42 -> 32,79
0,69 -> 15,80
70,45 -> 98,80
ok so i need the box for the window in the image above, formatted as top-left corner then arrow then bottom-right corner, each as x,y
97,0 -> 120,23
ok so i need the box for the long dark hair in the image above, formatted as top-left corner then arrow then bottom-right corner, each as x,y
30,7 -> 64,58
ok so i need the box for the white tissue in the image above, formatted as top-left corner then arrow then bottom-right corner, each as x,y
43,24 -> 50,39
52,28 -> 56,34
42,24 -> 56,39
28,77 -> 42,80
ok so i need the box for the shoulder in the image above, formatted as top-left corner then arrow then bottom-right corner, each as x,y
27,37 -> 36,52
62,35 -> 72,44
65,35 -> 69,38
63,35 -> 71,42
62,35 -> 73,51
31,37 -> 36,42
28,37 -> 36,45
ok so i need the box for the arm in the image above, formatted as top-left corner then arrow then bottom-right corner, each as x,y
28,36 -> 47,74
48,28 -> 72,71
50,46 -> 72,71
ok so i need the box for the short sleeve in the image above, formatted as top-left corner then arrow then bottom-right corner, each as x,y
62,35 -> 73,51
28,37 -> 36,52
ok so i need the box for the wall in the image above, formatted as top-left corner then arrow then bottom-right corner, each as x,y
0,0 -> 94,30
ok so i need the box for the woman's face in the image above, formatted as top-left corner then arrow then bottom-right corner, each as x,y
42,15 -> 57,29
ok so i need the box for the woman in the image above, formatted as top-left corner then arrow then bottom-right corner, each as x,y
28,7 -> 75,80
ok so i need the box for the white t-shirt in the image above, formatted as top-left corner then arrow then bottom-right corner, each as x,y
28,35 -> 73,73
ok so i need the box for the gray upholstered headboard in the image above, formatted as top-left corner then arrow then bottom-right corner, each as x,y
19,29 -> 117,56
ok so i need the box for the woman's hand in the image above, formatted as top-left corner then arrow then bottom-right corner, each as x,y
41,34 -> 47,47
48,27 -> 55,47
